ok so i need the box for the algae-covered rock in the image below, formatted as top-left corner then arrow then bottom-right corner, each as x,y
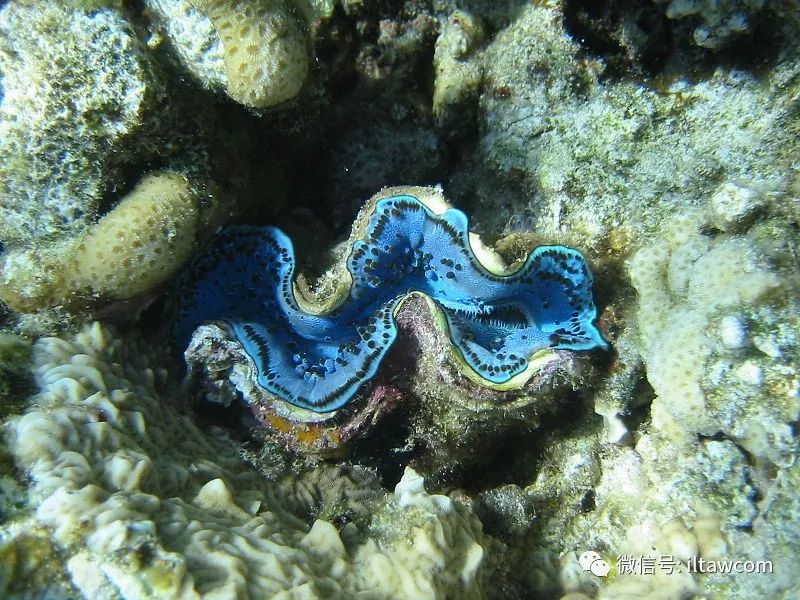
446,1 -> 797,252
0,2 -> 165,245
0,333 -> 33,416
432,9 -> 485,135
660,0 -> 767,48
629,208 -> 798,467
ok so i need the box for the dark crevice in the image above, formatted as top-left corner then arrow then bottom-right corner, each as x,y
348,406 -> 417,489
620,374 -> 655,434
456,389 -> 602,494
563,0 -> 787,80
697,431 -> 762,531
563,0 -> 673,76
580,489 -> 596,513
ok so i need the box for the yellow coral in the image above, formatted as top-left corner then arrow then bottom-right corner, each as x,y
189,0 -> 308,108
0,171 -> 198,310
72,171 -> 198,299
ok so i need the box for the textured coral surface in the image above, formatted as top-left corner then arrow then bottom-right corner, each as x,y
0,324 -> 488,599
0,172 -> 200,311
186,0 -> 309,108
0,2 -> 163,244
0,0 -> 798,598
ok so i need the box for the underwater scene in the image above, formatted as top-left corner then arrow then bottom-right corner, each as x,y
0,0 -> 798,598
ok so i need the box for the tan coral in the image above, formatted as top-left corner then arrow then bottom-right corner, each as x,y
189,0 -> 308,108
0,171 -> 199,311
72,171 -> 198,299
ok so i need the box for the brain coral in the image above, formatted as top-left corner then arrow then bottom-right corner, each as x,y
0,322 -> 488,599
185,0 -> 309,108
0,172 -> 199,311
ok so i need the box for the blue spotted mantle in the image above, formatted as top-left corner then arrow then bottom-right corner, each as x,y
173,195 -> 607,413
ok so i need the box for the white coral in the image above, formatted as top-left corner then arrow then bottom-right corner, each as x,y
1,323 -> 487,599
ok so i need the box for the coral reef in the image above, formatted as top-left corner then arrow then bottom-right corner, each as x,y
144,0 -> 227,93
445,1 -> 797,249
286,2 -> 442,218
0,1 -> 229,328
630,207 -> 798,469
174,186 -> 606,412
0,172 -> 201,311
425,3 -> 798,597
0,323 -> 489,598
0,0 -> 798,597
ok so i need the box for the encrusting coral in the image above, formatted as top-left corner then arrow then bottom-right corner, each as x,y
0,322 -> 489,599
629,206 -> 798,466
0,172 -> 200,311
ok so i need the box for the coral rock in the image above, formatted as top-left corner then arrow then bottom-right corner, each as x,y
0,2 -> 164,245
1,325 -> 489,598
